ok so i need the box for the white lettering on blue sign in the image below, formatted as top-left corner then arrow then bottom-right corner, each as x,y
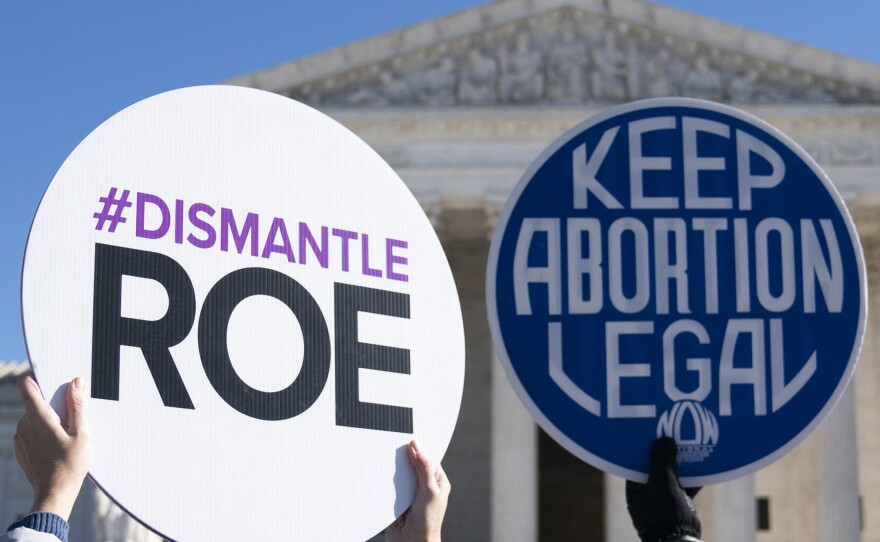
513,216 -> 842,317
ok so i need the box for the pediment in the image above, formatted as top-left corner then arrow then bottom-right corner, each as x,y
229,0 -> 880,107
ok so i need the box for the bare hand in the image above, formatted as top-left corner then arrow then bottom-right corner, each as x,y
386,440 -> 450,542
13,375 -> 90,521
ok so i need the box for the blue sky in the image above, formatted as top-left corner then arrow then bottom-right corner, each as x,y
2,0 -> 879,362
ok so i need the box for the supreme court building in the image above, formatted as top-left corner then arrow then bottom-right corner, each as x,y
2,1 -> 880,540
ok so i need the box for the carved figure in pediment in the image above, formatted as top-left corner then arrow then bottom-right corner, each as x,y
683,56 -> 723,100
655,37 -> 689,94
547,20 -> 589,103
728,67 -> 801,104
339,83 -> 384,106
797,74 -> 836,103
641,47 -> 672,98
418,56 -> 457,106
753,65 -> 802,103
458,48 -> 498,105
295,84 -> 323,105
336,69 -> 413,106
727,69 -> 758,103
591,29 -> 628,101
500,32 -> 545,102
379,69 -> 417,105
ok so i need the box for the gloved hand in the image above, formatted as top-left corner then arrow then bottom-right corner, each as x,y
625,437 -> 702,542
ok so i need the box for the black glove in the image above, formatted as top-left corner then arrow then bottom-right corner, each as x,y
625,437 -> 702,542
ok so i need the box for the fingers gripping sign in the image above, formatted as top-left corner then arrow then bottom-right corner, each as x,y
626,438 -> 701,542
14,375 -> 90,521
387,440 -> 451,542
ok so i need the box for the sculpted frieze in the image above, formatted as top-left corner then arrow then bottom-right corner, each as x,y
284,8 -> 880,107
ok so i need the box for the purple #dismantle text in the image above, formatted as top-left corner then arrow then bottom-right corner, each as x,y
93,187 -> 410,282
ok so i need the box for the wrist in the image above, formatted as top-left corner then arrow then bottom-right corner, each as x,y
32,490 -> 78,521
33,474 -> 85,520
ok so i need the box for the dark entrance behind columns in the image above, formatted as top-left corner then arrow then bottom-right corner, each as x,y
539,429 -> 605,541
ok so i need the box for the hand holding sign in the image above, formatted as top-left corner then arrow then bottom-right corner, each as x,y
626,438 -> 701,542
6,385 -> 457,542
386,440 -> 450,542
13,375 -> 90,522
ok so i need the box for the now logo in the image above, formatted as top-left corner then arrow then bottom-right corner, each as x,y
656,401 -> 719,447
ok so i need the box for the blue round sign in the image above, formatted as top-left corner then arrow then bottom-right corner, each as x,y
487,98 -> 867,485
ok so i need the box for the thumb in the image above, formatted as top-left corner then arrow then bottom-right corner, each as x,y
648,437 -> 678,488
65,377 -> 88,437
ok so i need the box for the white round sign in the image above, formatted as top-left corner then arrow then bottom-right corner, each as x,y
22,86 -> 465,541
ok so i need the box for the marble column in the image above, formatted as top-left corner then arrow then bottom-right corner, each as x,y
816,386 -> 861,542
491,351 -> 538,542
852,196 -> 880,541
438,228 -> 493,542
699,475 -> 756,542
604,474 -> 639,542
